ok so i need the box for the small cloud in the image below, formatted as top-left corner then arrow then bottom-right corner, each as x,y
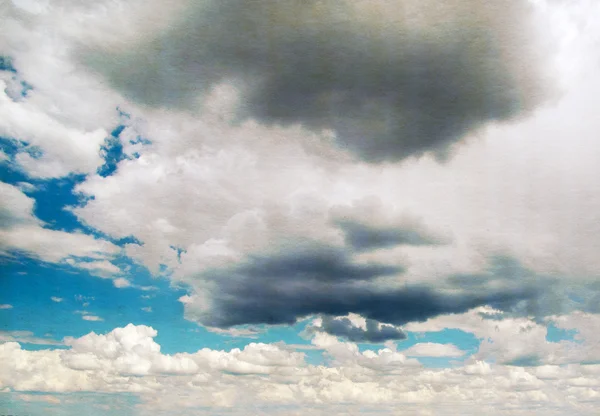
82,315 -> 103,322
141,307 -> 152,313
141,294 -> 154,299
402,342 -> 466,358
113,278 -> 131,288
50,297 -> 63,303
206,326 -> 264,338
0,304 -> 13,309
16,182 -> 38,193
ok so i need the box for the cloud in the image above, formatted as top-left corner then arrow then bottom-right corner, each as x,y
313,314 -> 407,343
181,243 -> 538,329
0,80 -> 108,178
0,183 -> 120,271
0,304 -> 14,309
335,219 -> 444,252
50,297 -> 63,302
81,315 -> 103,322
0,330 -> 63,346
112,278 -> 131,288
2,323 -> 600,414
84,0 -> 550,162
0,181 -> 39,228
0,225 -> 119,264
402,342 -> 466,358
404,307 -> 600,366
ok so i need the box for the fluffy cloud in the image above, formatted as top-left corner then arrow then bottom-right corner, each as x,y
0,80 -> 107,178
1,324 -> 599,415
2,4 -> 600,416
51,0 -> 597,333
404,307 -> 600,366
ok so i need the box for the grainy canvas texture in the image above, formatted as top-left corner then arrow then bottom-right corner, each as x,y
1,1 -> 599,415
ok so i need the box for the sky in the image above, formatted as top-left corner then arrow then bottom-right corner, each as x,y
1,0 -> 600,414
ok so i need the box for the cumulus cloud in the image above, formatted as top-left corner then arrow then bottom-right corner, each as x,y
0,80 -> 108,177
84,0 -> 551,162
1,323 -> 599,415
404,307 -> 600,366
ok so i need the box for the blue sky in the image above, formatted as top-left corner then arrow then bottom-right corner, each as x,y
1,1 -> 600,415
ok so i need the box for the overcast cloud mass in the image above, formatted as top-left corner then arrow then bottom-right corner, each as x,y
1,0 -> 600,415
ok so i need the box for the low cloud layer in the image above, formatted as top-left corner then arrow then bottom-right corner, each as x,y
2,322 -> 600,415
85,0 -> 549,162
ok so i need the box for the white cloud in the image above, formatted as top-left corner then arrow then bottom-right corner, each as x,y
0,80 -> 108,178
0,304 -> 14,309
402,343 -> 466,358
0,225 -> 119,264
0,181 -> 39,227
50,297 -> 63,302
81,315 -> 103,322
0,323 -> 598,415
0,183 -> 121,273
141,307 -> 152,313
0,330 -> 62,346
113,278 -> 131,288
404,307 -> 600,366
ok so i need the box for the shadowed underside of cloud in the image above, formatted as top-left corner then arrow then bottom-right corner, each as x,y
319,316 -> 407,343
190,244 -> 540,329
335,219 -> 444,251
84,0 -> 548,162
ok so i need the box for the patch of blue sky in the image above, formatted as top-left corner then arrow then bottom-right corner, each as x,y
1,253 -> 300,355
545,322 -> 579,343
0,56 -> 16,72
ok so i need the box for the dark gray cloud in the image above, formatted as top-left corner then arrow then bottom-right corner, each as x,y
336,219 -> 443,251
193,243 -> 540,328
84,0 -> 548,162
319,316 -> 407,343
239,243 -> 403,282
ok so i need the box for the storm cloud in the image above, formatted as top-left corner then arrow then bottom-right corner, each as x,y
84,0 -> 549,162
188,243 -> 541,329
